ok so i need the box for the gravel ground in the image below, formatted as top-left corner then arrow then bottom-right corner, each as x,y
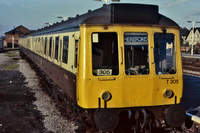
0,50 -> 76,133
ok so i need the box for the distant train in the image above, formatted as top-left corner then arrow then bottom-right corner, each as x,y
19,3 -> 186,132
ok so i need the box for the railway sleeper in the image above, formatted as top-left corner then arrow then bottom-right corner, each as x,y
183,65 -> 200,71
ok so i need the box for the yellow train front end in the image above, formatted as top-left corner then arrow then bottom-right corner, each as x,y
77,24 -> 185,131
77,24 -> 183,108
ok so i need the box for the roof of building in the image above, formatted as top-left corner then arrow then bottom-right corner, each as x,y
25,3 -> 179,37
5,25 -> 30,34
188,27 -> 200,34
180,28 -> 190,36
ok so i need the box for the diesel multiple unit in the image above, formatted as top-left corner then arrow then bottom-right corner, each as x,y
19,4 -> 186,132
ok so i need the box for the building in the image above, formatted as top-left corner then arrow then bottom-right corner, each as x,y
186,27 -> 200,46
180,27 -> 189,46
5,25 -> 31,48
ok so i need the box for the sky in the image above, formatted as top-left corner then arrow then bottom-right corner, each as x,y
0,0 -> 200,36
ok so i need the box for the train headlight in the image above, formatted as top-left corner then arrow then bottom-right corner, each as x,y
102,91 -> 111,101
164,89 -> 174,98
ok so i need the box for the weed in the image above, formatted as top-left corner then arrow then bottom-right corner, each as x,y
2,64 -> 19,70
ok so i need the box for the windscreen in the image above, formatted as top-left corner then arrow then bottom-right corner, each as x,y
92,32 -> 119,76
154,33 -> 176,74
124,32 -> 149,75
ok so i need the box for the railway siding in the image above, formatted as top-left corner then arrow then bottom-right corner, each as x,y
182,55 -> 200,76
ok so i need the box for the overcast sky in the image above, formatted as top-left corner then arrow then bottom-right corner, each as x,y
0,0 -> 200,35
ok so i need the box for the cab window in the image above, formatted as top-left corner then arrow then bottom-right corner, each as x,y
124,32 -> 149,75
154,33 -> 176,74
92,32 -> 119,76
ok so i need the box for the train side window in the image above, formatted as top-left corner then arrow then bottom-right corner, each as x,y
154,33 -> 176,74
49,37 -> 52,57
124,32 -> 149,75
44,37 -> 47,55
35,38 -> 38,52
38,38 -> 40,53
74,40 -> 79,68
63,36 -> 69,64
92,32 -> 119,76
55,37 -> 59,60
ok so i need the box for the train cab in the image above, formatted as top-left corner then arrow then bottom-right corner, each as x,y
77,25 -> 182,108
76,4 -> 185,131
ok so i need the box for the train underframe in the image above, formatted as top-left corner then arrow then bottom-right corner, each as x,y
20,49 -> 186,133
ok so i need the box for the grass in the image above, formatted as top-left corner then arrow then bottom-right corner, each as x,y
2,64 -> 19,71
6,54 -> 19,57
6,50 -> 19,58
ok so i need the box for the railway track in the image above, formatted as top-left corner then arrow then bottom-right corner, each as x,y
182,56 -> 200,77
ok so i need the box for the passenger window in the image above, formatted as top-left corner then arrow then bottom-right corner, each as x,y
154,33 -> 176,74
74,40 -> 79,68
92,32 -> 119,76
124,32 -> 149,75
55,37 -> 59,60
44,37 -> 47,55
38,38 -> 40,53
36,38 -> 37,52
49,37 -> 52,57
63,36 -> 69,64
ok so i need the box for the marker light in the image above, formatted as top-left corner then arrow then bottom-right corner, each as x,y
102,91 -> 111,101
164,89 -> 174,98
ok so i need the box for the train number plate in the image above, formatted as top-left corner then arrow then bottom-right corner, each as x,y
167,79 -> 179,84
97,69 -> 112,76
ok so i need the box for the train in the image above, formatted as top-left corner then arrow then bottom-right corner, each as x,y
19,3 -> 186,132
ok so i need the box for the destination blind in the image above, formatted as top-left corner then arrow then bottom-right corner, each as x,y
124,32 -> 148,45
